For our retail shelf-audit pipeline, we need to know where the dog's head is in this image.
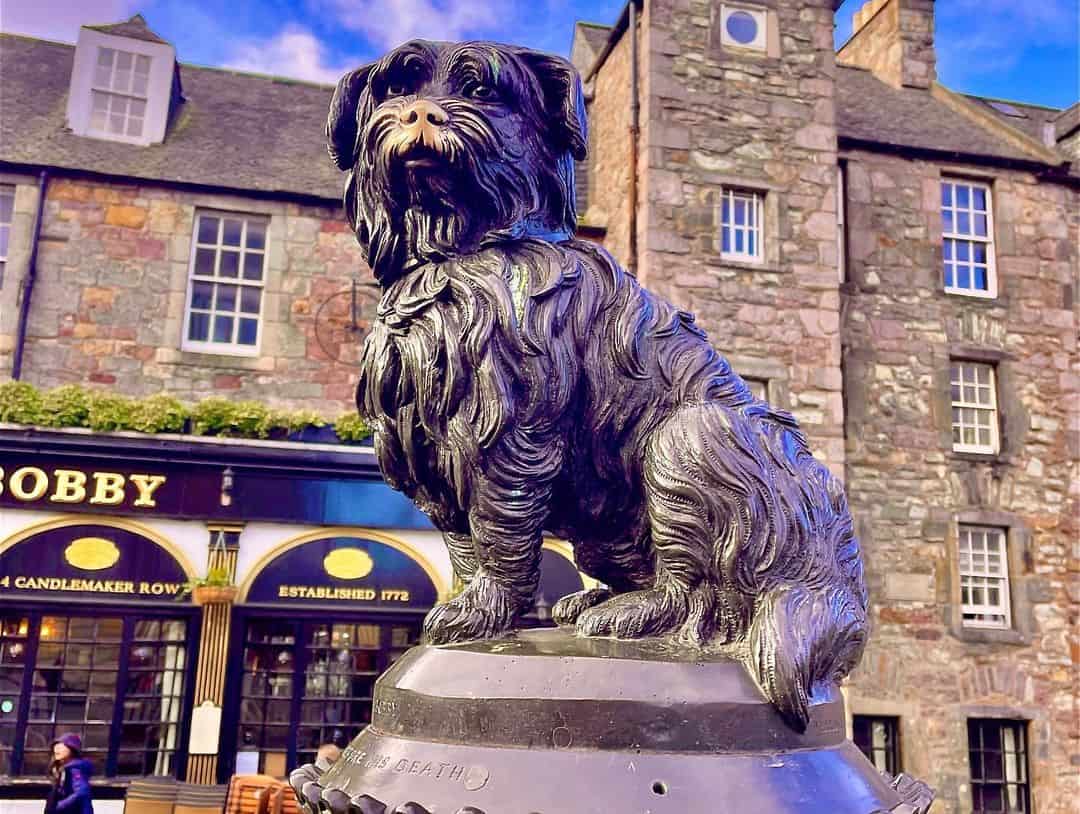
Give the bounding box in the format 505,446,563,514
327,40,587,281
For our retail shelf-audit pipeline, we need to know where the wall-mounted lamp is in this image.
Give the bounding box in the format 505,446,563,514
220,467,234,507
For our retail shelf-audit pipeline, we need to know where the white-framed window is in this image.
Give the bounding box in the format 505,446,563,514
958,526,1011,629
950,361,999,454
720,188,764,263
182,211,267,355
89,47,151,139
719,5,767,52
0,185,14,288
942,179,996,298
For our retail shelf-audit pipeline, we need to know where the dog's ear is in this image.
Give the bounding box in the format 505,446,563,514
326,63,375,171
515,49,588,161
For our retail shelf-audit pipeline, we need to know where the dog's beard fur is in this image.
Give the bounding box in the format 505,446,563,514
348,95,577,282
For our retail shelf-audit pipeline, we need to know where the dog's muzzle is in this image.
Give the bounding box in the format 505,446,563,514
396,99,449,158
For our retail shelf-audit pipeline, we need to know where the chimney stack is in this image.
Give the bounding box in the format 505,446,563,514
838,0,936,90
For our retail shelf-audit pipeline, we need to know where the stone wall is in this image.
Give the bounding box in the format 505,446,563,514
584,27,635,267
841,148,1079,813
0,176,370,415
634,0,846,474
838,0,936,90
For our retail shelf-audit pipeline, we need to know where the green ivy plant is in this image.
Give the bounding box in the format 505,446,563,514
334,412,373,443
0,382,372,445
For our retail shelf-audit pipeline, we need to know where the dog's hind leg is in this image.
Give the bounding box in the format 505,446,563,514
553,533,655,626
576,405,720,642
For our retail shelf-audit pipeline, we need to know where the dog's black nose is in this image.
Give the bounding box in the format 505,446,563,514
399,100,449,127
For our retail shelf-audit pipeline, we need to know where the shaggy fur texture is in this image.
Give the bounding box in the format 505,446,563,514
328,39,868,731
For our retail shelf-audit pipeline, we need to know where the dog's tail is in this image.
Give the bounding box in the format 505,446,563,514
746,575,867,733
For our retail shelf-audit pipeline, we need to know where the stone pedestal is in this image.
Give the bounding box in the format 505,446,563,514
292,628,931,814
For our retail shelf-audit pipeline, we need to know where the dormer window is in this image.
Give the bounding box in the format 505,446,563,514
90,48,151,138
65,15,177,147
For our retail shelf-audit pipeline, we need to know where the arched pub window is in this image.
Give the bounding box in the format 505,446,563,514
225,533,440,778
0,522,197,780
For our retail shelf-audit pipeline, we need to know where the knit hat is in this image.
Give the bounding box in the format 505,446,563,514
52,733,82,753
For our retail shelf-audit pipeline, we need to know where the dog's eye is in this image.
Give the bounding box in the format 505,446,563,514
386,83,408,97
464,82,498,102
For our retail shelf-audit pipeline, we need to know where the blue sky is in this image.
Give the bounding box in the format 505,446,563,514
3,0,1077,108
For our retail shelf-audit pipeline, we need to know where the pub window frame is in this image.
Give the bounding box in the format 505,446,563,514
220,607,426,781
941,177,997,299
181,210,268,357
852,714,901,776
967,718,1031,813
0,605,198,781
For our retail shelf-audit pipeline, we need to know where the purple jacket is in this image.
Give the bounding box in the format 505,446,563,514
50,758,94,814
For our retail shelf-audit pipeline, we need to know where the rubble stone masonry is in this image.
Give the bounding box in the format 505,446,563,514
634,0,846,474
841,149,1078,812
0,176,371,416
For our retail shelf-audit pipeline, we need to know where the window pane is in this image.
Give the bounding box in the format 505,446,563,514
0,226,8,259
197,217,220,245
223,219,244,246
956,184,970,207
974,214,988,237
216,284,238,313
240,287,261,314
941,182,952,207
191,281,213,310
126,117,143,137
973,186,987,210
188,312,210,342
213,315,234,343
194,248,216,276
957,211,970,235
220,251,240,278
942,211,953,233
246,221,266,250
243,252,264,281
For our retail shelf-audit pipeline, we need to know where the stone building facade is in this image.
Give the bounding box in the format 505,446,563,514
0,2,1075,812
575,0,1077,812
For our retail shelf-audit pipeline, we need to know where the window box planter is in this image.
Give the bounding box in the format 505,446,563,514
191,584,239,606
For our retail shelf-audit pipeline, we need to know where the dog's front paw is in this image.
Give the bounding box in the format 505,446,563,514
423,575,518,644
552,588,613,626
577,587,688,639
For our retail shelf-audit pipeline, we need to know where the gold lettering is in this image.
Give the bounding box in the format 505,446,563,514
129,474,166,508
0,466,4,496
89,472,126,505
10,467,48,501
50,469,88,504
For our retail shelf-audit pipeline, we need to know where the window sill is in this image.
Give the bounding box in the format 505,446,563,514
951,625,1030,647
161,348,270,371
950,450,1010,466
713,258,784,274
943,288,1000,302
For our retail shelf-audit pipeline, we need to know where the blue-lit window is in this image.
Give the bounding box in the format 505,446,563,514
726,11,758,44
183,211,267,356
942,179,996,298
721,189,764,263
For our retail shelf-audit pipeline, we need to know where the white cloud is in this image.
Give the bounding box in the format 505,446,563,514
224,25,356,84
321,0,511,51
0,0,141,42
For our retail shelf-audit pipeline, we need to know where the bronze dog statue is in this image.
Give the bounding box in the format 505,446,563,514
328,40,868,731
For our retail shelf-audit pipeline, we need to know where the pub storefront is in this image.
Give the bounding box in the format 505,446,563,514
0,427,586,810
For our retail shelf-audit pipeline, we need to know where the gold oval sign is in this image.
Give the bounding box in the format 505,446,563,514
64,537,120,571
323,548,374,580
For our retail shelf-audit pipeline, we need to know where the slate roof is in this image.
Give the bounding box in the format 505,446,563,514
0,33,344,201
577,22,612,54
1054,102,1080,141
85,14,170,46
963,94,1063,146
835,65,1062,166
1,29,1071,206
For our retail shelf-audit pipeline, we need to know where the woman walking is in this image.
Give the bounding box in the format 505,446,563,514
45,734,94,814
